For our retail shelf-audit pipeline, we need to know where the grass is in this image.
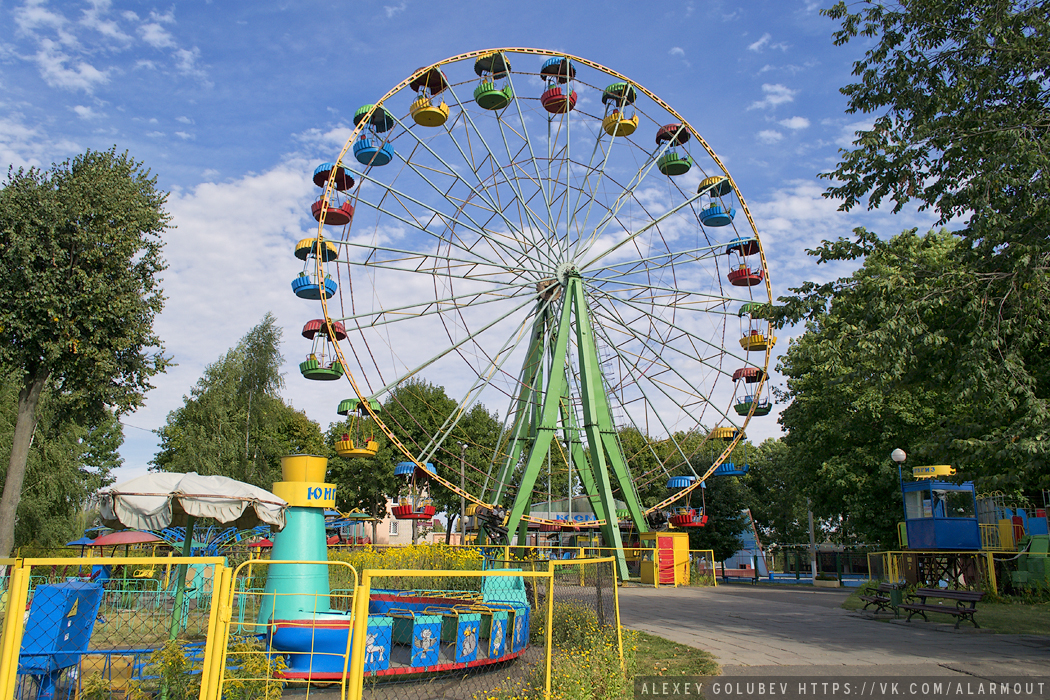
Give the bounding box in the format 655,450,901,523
633,630,719,677
843,584,1050,635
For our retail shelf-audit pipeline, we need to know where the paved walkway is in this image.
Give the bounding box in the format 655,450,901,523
617,583,1050,677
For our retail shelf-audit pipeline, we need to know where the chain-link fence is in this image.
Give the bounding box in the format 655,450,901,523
1,557,228,700
0,553,628,699
349,566,552,700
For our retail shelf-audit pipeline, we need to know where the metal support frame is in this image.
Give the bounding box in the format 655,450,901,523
499,275,648,579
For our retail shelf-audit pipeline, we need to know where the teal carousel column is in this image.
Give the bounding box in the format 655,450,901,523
258,454,338,624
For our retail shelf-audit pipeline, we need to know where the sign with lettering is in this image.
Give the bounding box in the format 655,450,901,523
273,481,337,508
912,464,956,479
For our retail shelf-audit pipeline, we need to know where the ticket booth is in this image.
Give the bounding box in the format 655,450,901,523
639,532,690,586
902,465,980,550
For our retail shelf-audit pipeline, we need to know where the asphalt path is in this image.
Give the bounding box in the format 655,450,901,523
617,583,1050,678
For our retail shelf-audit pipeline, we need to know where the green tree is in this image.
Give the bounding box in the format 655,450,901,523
808,1,1050,486
742,439,812,546
357,380,501,540
685,477,746,563
154,315,324,489
0,149,169,557
775,230,984,545
0,370,123,547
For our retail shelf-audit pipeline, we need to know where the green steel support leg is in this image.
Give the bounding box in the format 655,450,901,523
504,295,573,541
568,279,631,579
559,397,606,526
490,305,549,507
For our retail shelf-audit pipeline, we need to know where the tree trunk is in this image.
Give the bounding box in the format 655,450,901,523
446,514,456,545
0,371,49,558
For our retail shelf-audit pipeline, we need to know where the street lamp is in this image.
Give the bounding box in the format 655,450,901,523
891,448,906,482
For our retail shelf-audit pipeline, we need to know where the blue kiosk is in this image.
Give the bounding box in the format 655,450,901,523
901,464,981,550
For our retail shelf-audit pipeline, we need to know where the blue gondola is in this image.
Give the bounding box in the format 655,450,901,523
354,138,395,167
291,274,337,300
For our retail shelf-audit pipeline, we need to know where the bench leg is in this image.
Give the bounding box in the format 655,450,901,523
905,609,926,623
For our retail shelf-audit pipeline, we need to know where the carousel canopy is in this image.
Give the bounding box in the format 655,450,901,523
98,472,287,532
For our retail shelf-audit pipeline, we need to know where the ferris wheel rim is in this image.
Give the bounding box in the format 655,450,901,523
309,47,775,523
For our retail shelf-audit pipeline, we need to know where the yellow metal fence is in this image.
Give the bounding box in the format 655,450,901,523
866,550,997,591
0,555,639,699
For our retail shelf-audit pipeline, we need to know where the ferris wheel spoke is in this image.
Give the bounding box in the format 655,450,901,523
580,187,707,271
348,186,530,271
589,283,735,319
593,290,755,368
342,239,547,281
589,319,742,437
500,69,558,248
387,110,554,265
412,298,554,465
568,109,637,263
564,344,697,479
490,110,560,257
329,278,537,328
587,240,730,275
570,138,678,262
360,292,536,397
438,80,560,267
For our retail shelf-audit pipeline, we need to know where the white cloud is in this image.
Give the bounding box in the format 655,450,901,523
15,0,68,35
748,33,770,52
669,47,685,57
72,104,100,119
79,1,131,42
834,119,876,148
778,116,810,130
33,40,109,92
0,111,80,170
384,2,407,18
149,9,176,24
175,115,193,124
139,22,176,48
174,131,193,140
748,83,796,110
173,47,210,85
117,159,319,478
757,129,783,144
748,33,789,53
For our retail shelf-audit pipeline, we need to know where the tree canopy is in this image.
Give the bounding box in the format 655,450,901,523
799,1,1050,483
764,2,1050,544
153,314,324,489
0,148,169,556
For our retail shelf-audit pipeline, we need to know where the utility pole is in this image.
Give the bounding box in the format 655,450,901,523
807,498,818,580
460,442,467,544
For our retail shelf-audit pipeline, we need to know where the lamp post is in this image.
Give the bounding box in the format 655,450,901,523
891,448,908,564
460,442,467,544
891,448,907,482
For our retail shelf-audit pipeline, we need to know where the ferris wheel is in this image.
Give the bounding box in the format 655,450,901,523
298,49,774,577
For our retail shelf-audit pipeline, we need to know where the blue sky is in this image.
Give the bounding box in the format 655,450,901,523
1,0,939,482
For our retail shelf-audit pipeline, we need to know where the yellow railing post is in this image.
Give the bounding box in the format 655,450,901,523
346,571,372,700
199,563,233,700
545,565,554,700
612,560,624,668
0,563,29,700
985,551,997,593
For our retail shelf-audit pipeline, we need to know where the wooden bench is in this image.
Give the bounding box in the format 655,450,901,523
898,587,984,629
858,582,899,614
